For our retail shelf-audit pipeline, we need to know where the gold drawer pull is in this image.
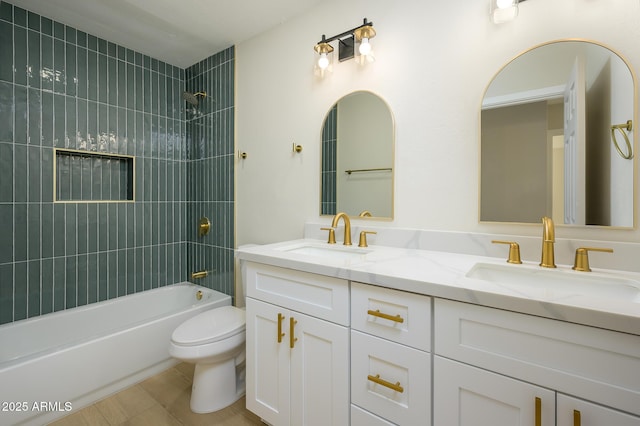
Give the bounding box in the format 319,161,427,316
367,309,404,323
535,397,541,426
367,374,404,393
574,409,581,426
277,313,285,343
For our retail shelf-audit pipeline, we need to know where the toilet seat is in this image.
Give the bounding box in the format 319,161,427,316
171,306,246,346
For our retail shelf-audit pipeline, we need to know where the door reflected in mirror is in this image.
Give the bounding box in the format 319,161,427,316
320,91,394,219
480,40,635,227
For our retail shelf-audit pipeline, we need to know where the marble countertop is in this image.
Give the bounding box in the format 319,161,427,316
236,239,640,336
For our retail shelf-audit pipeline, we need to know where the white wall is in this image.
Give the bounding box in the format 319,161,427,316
235,0,640,247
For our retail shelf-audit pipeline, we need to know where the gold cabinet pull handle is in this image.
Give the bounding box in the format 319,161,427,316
367,309,404,323
535,397,541,426
367,374,404,393
290,317,298,348
277,313,285,343
573,409,581,426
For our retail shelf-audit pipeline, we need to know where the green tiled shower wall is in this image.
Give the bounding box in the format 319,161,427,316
0,1,235,325
184,49,235,296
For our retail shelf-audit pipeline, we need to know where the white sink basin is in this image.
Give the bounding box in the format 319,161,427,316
466,263,640,302
276,243,372,260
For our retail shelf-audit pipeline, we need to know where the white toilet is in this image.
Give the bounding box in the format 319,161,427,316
169,304,246,413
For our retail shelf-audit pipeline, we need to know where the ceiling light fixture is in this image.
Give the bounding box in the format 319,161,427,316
314,18,376,76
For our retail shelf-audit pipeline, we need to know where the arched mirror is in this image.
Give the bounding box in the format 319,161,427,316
320,91,394,219
480,40,636,227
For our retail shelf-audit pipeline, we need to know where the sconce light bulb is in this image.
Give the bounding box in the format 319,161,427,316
496,0,515,8
491,0,518,23
359,38,372,55
317,53,330,69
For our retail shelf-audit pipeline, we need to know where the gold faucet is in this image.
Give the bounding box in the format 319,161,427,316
331,212,352,245
540,216,556,268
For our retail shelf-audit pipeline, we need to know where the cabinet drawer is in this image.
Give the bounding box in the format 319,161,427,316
351,404,395,426
352,282,431,351
557,394,640,426
435,299,640,416
351,330,430,425
243,261,349,325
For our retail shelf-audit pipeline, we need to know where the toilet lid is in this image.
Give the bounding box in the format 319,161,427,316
171,306,246,346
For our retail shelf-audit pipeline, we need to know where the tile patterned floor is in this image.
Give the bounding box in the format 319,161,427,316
49,363,263,426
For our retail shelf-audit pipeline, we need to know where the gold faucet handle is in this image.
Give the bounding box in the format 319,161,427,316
492,240,522,264
358,231,377,248
572,247,613,272
320,227,336,244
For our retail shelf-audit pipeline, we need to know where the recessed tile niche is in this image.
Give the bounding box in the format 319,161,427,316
54,149,135,202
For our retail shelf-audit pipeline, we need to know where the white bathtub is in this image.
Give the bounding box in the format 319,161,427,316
0,282,231,426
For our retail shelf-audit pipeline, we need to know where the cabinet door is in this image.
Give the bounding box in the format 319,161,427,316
434,356,555,426
557,394,640,426
290,311,349,426
246,298,291,425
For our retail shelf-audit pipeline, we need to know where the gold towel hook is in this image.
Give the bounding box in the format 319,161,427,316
611,120,633,160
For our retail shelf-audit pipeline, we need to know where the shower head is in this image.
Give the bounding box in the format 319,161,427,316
182,91,207,106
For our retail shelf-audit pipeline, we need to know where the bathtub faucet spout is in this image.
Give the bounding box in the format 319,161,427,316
191,271,208,279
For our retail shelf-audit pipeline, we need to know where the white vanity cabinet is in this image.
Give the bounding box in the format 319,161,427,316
244,262,349,426
434,299,640,426
350,282,432,425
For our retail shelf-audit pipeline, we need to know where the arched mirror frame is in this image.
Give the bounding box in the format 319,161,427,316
479,38,638,229
319,90,396,220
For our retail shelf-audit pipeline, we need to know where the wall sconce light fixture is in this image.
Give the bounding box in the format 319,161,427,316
314,18,376,75
490,0,528,24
